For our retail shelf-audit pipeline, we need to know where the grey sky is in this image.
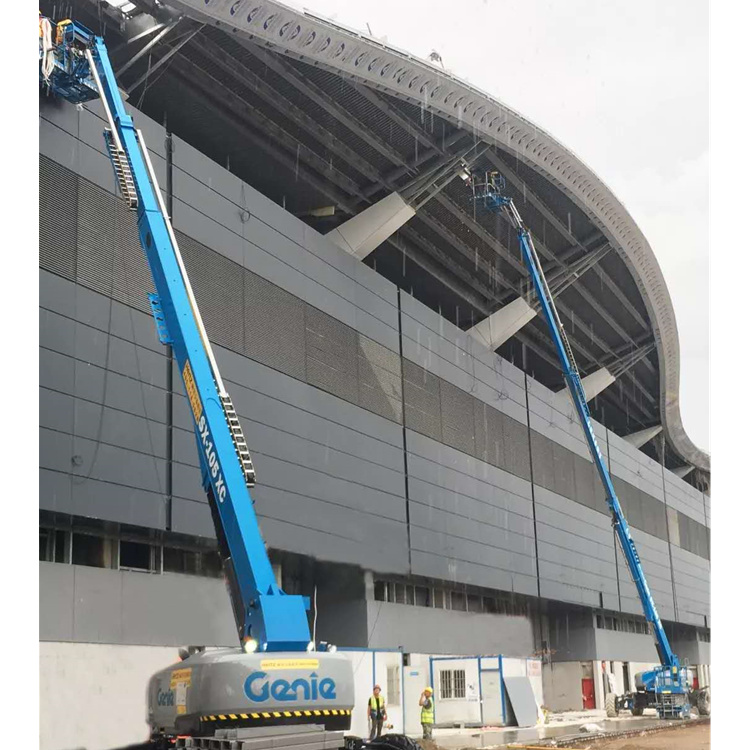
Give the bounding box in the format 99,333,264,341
297,0,709,451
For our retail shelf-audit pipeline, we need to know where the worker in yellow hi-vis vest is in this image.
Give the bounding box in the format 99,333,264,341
419,686,434,740
367,684,387,740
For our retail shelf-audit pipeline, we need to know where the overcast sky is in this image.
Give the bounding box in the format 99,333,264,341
296,0,709,452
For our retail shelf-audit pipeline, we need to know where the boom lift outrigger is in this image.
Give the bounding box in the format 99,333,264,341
469,170,709,720
40,16,354,744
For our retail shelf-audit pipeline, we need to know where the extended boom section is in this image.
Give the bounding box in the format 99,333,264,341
470,172,690,718
40,16,356,740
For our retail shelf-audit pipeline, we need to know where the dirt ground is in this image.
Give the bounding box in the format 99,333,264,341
569,721,710,749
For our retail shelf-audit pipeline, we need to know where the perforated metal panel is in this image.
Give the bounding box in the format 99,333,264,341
502,414,531,481
473,399,503,469
402,359,442,442
530,430,555,490
640,493,667,542
178,231,244,351
76,177,152,314
552,441,575,499
305,305,358,403
439,379,475,456
667,506,681,547
572,453,597,509
244,269,306,381
39,156,77,281
357,335,403,423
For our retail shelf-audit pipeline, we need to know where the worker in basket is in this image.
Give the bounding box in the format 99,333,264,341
368,684,387,740
419,686,435,740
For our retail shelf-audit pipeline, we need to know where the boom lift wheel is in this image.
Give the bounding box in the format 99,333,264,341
697,688,711,716
605,693,618,718
631,706,644,716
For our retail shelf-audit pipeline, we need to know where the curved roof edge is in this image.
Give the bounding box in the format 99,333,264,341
171,0,709,473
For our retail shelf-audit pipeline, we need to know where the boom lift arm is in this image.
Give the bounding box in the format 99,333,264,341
471,172,689,715
42,19,311,654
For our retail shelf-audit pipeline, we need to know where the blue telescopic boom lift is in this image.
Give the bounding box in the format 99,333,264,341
40,16,355,743
470,171,704,720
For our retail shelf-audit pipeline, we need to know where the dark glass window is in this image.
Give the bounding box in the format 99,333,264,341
120,540,151,571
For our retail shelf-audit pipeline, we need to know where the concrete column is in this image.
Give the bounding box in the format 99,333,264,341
326,192,415,259
624,425,663,449
467,297,536,349
673,465,695,479
556,367,615,407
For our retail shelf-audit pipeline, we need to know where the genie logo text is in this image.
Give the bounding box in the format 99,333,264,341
157,688,175,707
244,672,337,703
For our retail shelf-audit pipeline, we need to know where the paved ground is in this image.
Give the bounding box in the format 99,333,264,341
421,710,707,749
567,721,710,749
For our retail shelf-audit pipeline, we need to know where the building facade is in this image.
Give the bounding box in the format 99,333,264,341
39,89,710,750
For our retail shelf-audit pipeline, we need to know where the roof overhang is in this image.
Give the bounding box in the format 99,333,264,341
149,0,709,473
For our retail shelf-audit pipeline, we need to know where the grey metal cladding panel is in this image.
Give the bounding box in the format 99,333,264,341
40,155,77,280
403,359,442,441
174,165,244,239
172,135,397,304
502,414,532,481
439,378,475,456
173,459,207,504
535,519,616,568
172,194,398,351
39,117,117,193
249,450,406,523
67,472,165,529
552,440,576,500
533,485,613,536
71,565,124,643
41,347,168,425
40,467,72,512
473,397,500,468
410,549,537,596
357,335,403,423
121,570,236,646
40,388,168,460
172,497,215,538
400,331,527,425
242,420,404,500
40,309,167,390
408,501,536,558
408,478,535,536
180,232,245,351
77,177,153,315
411,526,536,580
243,268,307,381
530,429,555,491
572,453,598,511
639,491,668,542
406,430,533,505
254,483,406,553
536,554,617,597
40,268,160,352
215,347,402,448
225,379,403,472
305,304,359,404
39,562,75,641
39,426,166,495
399,291,527,388
259,512,410,575
246,214,399,337
172,425,201,469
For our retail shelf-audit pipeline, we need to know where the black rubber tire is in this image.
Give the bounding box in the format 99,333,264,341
697,689,711,716
606,693,618,718
631,706,644,716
